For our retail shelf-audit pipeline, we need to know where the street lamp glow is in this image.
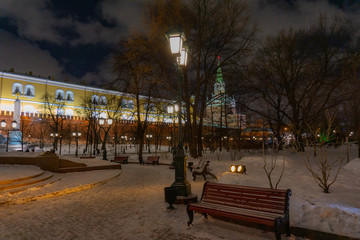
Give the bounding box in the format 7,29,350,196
1,120,6,128
174,104,179,112
107,118,113,125
99,118,105,125
11,120,17,128
165,27,185,55
177,45,188,66
167,105,174,114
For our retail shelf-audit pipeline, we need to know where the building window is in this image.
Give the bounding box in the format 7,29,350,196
128,100,134,109
100,96,107,105
56,108,64,116
12,83,23,95
65,91,74,102
65,109,73,117
121,99,128,108
149,103,155,112
92,95,99,105
24,85,35,97
55,89,65,100
122,114,128,120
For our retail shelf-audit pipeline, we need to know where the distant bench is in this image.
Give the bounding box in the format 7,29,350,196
111,156,129,164
80,156,96,159
146,156,160,165
192,161,217,181
187,182,292,240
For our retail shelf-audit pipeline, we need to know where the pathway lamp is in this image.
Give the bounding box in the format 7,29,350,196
165,27,192,199
99,118,112,160
72,132,81,157
230,165,246,174
1,120,17,152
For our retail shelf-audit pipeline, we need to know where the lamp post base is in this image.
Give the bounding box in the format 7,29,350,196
174,193,198,204
171,180,191,197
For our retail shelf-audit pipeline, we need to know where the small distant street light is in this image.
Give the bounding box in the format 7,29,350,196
1,120,17,152
99,118,113,160
72,131,81,157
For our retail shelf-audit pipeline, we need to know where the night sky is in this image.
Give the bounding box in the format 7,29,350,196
0,0,359,87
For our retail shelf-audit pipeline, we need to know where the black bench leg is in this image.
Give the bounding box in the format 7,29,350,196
203,212,208,219
274,217,281,240
203,173,207,181
286,220,291,237
186,205,194,226
192,173,196,181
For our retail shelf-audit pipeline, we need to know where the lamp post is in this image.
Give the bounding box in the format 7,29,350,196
99,118,112,160
165,27,192,198
166,136,171,152
72,131,81,157
1,120,17,152
146,134,152,153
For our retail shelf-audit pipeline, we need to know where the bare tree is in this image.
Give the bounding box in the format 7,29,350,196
301,112,344,193
244,15,355,151
113,34,166,164
42,93,66,152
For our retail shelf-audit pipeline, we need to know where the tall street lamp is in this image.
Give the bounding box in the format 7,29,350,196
165,27,192,199
72,131,81,157
99,117,113,160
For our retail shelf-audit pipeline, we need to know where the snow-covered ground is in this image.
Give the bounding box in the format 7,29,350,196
0,144,359,239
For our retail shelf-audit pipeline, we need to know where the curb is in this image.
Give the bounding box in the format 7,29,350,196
0,169,122,206
291,226,360,240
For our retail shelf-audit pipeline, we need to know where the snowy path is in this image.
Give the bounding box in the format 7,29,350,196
0,164,303,240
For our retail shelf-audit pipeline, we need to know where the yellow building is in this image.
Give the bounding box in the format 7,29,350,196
0,71,175,123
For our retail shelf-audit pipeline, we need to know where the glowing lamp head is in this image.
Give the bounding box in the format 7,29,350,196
230,165,246,174
11,120,17,129
0,120,6,128
107,118,113,125
99,118,105,125
165,27,185,55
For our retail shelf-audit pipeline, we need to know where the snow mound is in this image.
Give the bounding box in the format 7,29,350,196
344,158,360,175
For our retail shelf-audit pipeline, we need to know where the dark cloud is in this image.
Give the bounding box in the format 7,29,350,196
0,0,359,86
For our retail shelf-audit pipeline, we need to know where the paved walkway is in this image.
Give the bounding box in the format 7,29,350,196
0,164,284,240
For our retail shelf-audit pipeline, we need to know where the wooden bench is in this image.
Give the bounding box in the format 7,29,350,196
111,156,129,164
80,156,95,159
192,161,217,181
187,182,292,240
146,156,160,165
190,159,204,172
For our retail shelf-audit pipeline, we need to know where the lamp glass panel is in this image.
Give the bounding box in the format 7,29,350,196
11,121,17,128
169,35,182,54
230,165,236,172
1,120,6,128
174,104,179,112
167,105,174,114
237,166,242,172
99,118,104,125
107,118,113,125
178,48,188,66
72,133,76,136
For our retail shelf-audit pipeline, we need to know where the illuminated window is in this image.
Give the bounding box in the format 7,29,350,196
100,96,107,105
24,85,35,97
55,89,65,100
12,83,23,95
122,99,128,108
65,91,74,101
92,95,99,105
128,100,134,109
